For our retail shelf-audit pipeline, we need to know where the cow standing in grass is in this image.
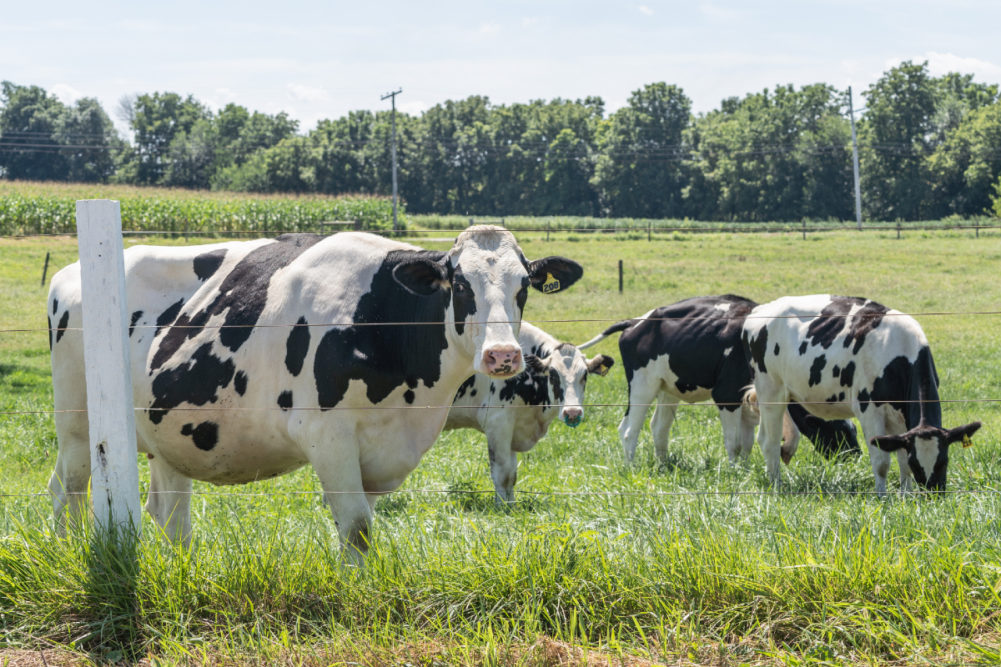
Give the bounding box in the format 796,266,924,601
444,322,613,503
578,294,859,465
742,294,981,492
47,226,583,555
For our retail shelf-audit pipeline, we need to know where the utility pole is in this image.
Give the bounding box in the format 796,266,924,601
848,86,863,231
381,88,403,233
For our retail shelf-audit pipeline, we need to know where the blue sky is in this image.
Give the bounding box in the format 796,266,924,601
3,1,1000,134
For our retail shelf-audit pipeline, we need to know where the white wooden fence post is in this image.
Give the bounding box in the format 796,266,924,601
76,200,141,536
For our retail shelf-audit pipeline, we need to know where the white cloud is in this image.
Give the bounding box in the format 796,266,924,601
637,5,654,16
400,100,429,116
287,83,329,103
50,83,83,104
922,51,1001,81
479,22,501,35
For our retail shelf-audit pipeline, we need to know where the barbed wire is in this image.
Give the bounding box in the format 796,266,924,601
4,485,1001,500
2,396,999,417
7,308,1001,337
3,221,998,242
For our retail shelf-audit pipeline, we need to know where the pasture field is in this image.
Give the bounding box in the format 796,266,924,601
2,227,1001,665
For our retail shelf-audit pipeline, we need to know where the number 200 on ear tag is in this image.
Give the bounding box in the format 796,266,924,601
962,434,974,448
542,273,561,294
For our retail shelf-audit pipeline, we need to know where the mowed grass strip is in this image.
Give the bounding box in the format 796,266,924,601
1,229,1001,665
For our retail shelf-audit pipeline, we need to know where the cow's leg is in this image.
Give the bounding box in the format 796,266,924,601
718,407,745,463
619,371,659,464
649,395,677,465
895,449,914,492
486,421,519,503
858,412,891,496
780,411,801,465
307,442,373,561
754,380,787,488
48,417,91,536
145,456,193,546
738,405,758,459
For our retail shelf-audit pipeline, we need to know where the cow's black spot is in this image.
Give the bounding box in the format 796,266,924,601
52,299,58,315
499,368,550,405
404,390,415,404
470,388,477,397
277,390,293,411
152,235,324,373
148,342,235,425
618,296,756,414
745,326,769,375
858,388,870,412
806,297,858,349
193,249,228,281
515,277,529,316
839,392,845,401
234,370,248,396
314,249,451,409
832,365,840,377
47,316,53,351
285,316,310,377
798,341,808,355
808,355,827,386
155,299,185,337
451,267,476,336
844,299,889,354
455,376,476,400
129,310,143,338
181,421,218,451
868,347,940,430
489,384,496,394
773,343,780,356
549,368,565,404
840,361,855,387
55,310,69,343
827,394,839,403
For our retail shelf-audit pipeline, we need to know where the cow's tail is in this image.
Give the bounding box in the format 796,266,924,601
578,319,634,350
741,384,759,417
742,385,798,464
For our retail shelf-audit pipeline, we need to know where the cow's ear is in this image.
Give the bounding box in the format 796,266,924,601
528,257,583,294
393,258,449,296
525,354,549,373
588,354,614,376
872,434,912,453
945,421,982,447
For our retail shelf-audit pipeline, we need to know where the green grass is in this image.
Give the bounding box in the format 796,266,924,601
2,228,1001,664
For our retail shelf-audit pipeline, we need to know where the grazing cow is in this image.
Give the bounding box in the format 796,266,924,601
742,294,981,492
48,227,583,555
578,295,859,464
443,322,613,502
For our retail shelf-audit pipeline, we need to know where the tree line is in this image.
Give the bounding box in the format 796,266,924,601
2,61,1000,222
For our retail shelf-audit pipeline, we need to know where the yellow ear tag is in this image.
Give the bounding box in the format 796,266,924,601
597,363,610,376
962,434,974,448
542,272,561,294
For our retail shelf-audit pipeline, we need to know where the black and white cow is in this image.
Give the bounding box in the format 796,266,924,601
443,322,613,503
47,227,583,554
578,295,859,464
742,294,981,492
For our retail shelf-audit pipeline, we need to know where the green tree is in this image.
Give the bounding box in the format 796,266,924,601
592,83,692,217
56,97,122,182
0,81,69,180
121,92,210,185
929,101,1001,215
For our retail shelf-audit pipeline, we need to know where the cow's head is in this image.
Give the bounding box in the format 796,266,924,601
531,343,614,427
872,421,981,491
392,226,582,378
